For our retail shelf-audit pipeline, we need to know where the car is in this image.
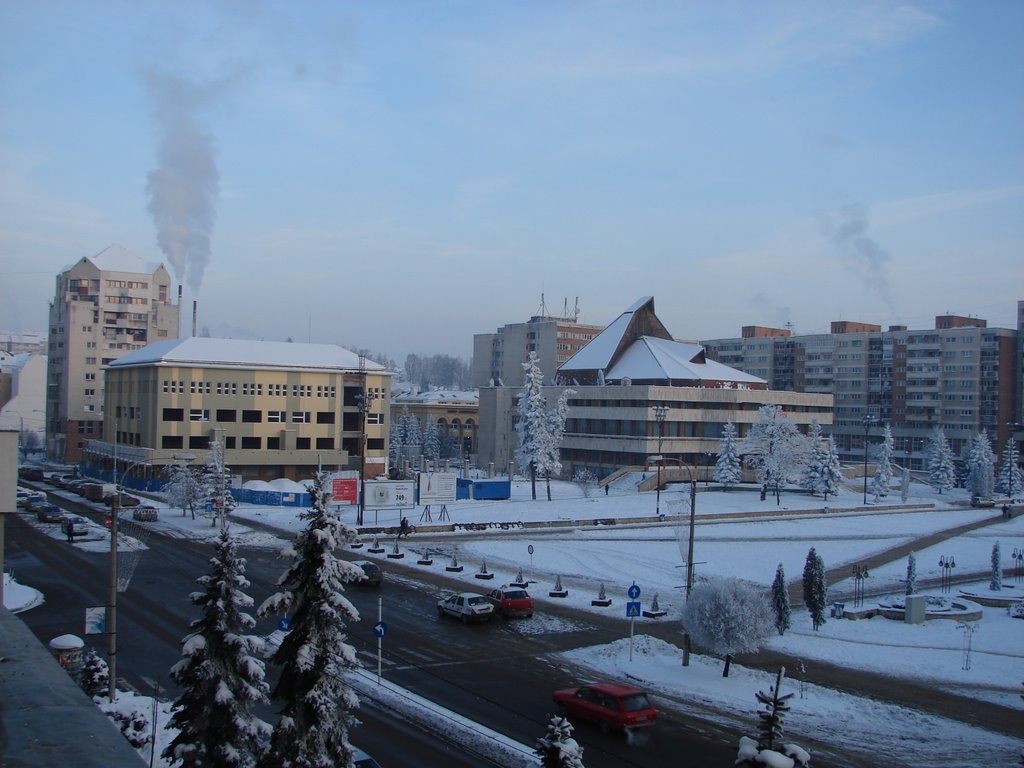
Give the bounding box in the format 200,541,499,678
60,515,90,538
486,585,534,618
552,682,657,734
436,591,494,623
24,494,50,513
18,467,44,481
36,504,64,523
352,746,382,768
103,492,141,507
351,560,383,587
16,489,34,507
66,479,92,495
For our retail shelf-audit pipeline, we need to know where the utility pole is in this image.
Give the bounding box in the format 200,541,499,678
107,423,119,702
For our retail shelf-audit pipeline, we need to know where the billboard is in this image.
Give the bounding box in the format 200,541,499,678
364,480,415,509
418,472,458,504
331,477,358,505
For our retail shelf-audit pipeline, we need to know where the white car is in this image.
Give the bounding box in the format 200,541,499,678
352,746,381,768
436,592,494,623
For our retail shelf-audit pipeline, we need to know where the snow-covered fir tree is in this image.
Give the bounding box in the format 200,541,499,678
966,430,997,499
535,715,585,768
990,542,1002,591
997,437,1023,498
869,423,896,500
801,423,842,500
163,527,270,768
736,668,810,768
740,405,808,505
680,577,773,676
387,418,401,469
905,551,917,596
820,436,844,501
802,548,828,631
422,419,441,464
204,438,236,528
714,421,742,489
164,462,205,520
402,410,422,464
771,563,790,636
515,351,550,500
927,428,957,494
78,648,109,699
539,388,574,501
799,421,825,495
257,473,365,768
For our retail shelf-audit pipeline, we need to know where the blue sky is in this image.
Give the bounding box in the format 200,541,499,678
1,1,1021,362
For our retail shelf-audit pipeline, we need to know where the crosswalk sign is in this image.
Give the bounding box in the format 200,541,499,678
626,601,641,617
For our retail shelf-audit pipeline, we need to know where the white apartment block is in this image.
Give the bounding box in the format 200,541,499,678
46,245,180,463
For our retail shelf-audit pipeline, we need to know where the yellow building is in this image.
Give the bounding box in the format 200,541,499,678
91,337,390,483
390,390,479,463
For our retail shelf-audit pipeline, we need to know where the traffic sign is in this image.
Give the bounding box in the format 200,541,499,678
373,621,388,638
528,545,534,555
627,583,641,600
278,618,291,632
626,601,641,617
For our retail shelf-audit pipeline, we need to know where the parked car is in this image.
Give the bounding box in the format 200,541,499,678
351,560,383,587
103,492,141,507
486,585,534,618
36,504,64,523
352,746,382,768
436,592,494,623
66,479,92,496
16,489,34,508
18,467,44,481
552,682,657,734
60,515,90,538
24,494,50,513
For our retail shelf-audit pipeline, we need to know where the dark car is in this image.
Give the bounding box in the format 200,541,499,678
104,492,141,507
19,467,44,481
486,585,534,618
552,682,657,734
35,503,64,523
25,495,50,513
351,560,383,587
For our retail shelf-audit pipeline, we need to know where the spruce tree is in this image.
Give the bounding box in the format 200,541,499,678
990,542,1002,591
799,421,824,495
802,548,828,631
540,388,574,501
78,648,109,699
869,423,895,500
535,715,586,768
967,430,996,499
997,438,1023,498
927,428,956,494
740,405,808,505
820,436,843,501
257,472,364,768
771,563,791,636
163,527,270,768
515,351,549,500
905,551,917,596
714,422,742,489
422,419,441,464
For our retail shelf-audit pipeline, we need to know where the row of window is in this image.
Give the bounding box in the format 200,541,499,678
161,380,339,398
160,434,337,451
106,280,149,289
163,408,337,424
105,295,149,305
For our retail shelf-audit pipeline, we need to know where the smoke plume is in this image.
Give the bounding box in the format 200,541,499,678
822,204,895,314
146,71,220,296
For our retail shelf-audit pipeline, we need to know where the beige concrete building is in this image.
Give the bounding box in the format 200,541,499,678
0,353,47,457
390,390,479,463
477,297,833,480
89,337,390,484
46,245,180,463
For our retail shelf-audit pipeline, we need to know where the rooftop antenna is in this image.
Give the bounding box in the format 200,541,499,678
574,296,580,321
536,292,548,318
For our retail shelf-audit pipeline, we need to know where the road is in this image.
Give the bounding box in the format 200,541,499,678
7,495,744,768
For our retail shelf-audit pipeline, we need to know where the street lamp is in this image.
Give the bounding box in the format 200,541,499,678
851,563,870,607
938,555,956,594
1011,547,1023,583
356,383,379,527
862,413,878,504
653,406,668,517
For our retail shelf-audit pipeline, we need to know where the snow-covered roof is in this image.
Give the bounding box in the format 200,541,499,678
392,390,478,404
108,337,389,374
607,336,766,385
558,301,647,372
74,243,160,275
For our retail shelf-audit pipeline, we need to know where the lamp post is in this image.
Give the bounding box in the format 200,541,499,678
356,382,379,527
1011,547,1023,583
653,406,668,517
938,555,956,594
852,563,870,607
862,413,878,504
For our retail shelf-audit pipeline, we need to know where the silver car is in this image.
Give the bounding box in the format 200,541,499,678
436,592,494,623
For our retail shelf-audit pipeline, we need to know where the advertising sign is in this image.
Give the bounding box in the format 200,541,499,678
331,477,359,505
418,471,458,504
364,480,415,509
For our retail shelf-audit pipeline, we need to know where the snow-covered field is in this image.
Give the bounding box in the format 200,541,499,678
9,475,1023,766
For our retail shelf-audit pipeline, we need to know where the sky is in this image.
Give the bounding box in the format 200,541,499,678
9,473,1022,766
1,1,1022,362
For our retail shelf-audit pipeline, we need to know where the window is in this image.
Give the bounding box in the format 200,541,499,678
296,437,311,450
268,411,286,423
316,411,336,424
85,373,96,381
242,410,262,423
162,435,184,449
216,409,237,422
85,357,96,365
292,411,310,423
225,436,236,449
315,437,335,449
189,409,210,422
267,436,281,449
367,413,383,425
241,436,261,449
163,408,184,421
189,436,209,449
84,388,95,396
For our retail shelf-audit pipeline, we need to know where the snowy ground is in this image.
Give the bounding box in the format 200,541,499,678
8,476,1024,767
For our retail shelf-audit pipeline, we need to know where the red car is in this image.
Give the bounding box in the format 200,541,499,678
486,585,534,618
552,682,657,734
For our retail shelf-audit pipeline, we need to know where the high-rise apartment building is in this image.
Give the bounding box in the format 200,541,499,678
472,300,603,388
46,244,180,463
702,311,1020,468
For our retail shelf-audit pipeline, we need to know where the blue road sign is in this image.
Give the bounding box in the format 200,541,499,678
626,601,641,617
278,618,291,632
627,583,641,599
373,621,388,638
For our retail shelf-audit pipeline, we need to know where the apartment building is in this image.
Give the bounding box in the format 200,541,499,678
91,337,390,484
46,245,180,463
702,310,1021,468
477,297,833,479
472,300,603,388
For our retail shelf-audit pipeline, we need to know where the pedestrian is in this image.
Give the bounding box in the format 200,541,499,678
399,517,411,537
604,484,609,496
1002,504,1010,520
823,506,830,515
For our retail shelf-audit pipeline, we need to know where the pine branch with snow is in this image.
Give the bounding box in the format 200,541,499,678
535,715,586,768
163,527,270,768
257,472,365,768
